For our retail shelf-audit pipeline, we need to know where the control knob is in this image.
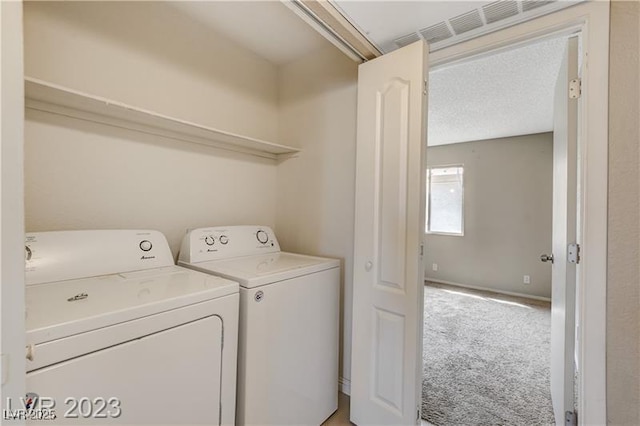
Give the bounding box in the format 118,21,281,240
256,230,269,244
219,235,229,245
204,236,215,246
139,240,153,251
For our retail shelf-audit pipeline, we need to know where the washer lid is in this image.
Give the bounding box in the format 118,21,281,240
26,266,238,345
180,252,339,288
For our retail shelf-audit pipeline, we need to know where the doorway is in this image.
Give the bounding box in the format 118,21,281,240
349,2,608,425
421,34,578,424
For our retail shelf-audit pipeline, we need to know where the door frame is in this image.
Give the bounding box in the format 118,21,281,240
428,2,609,423
0,0,26,414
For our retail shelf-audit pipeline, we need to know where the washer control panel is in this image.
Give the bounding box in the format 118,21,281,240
179,225,280,263
25,230,174,286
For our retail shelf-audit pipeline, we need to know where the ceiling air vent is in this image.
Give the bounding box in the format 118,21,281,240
521,0,555,12
394,32,421,48
449,10,484,35
482,0,519,24
419,22,453,45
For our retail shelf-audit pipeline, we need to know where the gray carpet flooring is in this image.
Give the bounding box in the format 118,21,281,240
422,282,555,426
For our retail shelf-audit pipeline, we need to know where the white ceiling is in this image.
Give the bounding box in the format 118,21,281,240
428,36,568,146
168,1,328,65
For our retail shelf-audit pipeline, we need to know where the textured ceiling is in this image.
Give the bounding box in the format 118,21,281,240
428,36,568,146
168,1,328,65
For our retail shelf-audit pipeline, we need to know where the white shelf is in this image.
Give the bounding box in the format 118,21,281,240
24,77,299,160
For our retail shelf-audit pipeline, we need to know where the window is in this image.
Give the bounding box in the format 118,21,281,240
426,165,464,235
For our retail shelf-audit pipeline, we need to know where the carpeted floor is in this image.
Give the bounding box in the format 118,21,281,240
422,282,555,426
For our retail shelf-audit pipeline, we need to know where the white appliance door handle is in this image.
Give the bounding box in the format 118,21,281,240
365,261,373,271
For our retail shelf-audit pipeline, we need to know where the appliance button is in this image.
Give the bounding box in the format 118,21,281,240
256,230,269,244
219,235,229,245
205,236,215,246
139,240,153,251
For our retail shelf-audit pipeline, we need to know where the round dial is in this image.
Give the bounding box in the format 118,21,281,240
139,240,153,252
256,230,269,244
204,236,215,246
219,235,229,245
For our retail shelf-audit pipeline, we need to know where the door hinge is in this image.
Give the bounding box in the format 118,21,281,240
417,407,421,422
420,244,424,256
568,243,580,264
569,78,581,99
565,410,577,426
423,80,428,96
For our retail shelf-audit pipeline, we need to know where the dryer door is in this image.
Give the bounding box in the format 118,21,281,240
27,315,223,425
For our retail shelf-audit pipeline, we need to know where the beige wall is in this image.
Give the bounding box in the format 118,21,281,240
607,1,640,424
276,47,358,386
424,134,553,299
23,1,281,255
25,110,277,257
23,1,279,141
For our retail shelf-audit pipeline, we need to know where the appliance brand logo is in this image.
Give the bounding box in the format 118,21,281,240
140,255,156,260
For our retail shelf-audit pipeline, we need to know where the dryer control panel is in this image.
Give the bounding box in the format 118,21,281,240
26,230,174,285
179,226,280,264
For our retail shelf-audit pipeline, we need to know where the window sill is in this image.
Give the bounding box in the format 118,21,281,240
425,232,464,237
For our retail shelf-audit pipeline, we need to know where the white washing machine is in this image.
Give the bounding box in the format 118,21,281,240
178,226,340,426
25,230,239,425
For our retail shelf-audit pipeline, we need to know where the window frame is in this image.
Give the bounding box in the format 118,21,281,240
425,164,465,236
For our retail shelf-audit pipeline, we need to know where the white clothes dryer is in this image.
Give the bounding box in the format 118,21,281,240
24,230,239,425
178,226,340,426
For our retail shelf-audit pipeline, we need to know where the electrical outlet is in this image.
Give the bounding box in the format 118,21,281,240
432,263,438,271
523,275,531,284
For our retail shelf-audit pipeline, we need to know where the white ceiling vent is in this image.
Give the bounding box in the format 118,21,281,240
522,0,555,12
419,22,453,45
338,0,574,54
449,10,484,35
482,1,520,24
394,32,421,48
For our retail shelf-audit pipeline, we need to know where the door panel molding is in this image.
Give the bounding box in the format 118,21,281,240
376,79,410,293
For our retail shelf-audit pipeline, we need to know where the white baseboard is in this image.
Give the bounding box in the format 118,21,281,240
425,278,551,302
339,377,351,396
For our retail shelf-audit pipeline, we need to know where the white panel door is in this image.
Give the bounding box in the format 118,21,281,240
351,40,427,425
549,36,579,426
0,0,26,411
